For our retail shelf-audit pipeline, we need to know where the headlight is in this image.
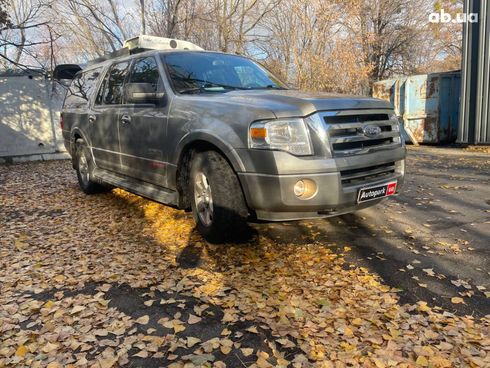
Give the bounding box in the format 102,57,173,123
249,118,313,156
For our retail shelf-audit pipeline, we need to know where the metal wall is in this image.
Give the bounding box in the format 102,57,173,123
459,0,490,144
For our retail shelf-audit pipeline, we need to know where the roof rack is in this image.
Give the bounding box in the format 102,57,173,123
86,35,203,66
124,35,203,52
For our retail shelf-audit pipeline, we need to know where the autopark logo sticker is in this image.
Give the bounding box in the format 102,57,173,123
358,181,397,203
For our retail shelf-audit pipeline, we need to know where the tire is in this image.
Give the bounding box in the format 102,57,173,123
74,139,105,194
189,150,249,243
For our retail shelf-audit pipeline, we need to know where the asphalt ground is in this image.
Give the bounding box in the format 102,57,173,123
1,146,489,367
255,146,490,317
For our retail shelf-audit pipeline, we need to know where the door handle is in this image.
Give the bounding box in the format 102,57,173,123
88,114,96,124
121,114,131,124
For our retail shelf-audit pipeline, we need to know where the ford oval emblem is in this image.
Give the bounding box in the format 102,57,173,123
363,125,382,137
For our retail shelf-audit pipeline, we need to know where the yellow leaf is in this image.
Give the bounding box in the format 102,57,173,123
133,350,149,358
344,327,354,337
47,363,62,368
136,315,150,325
15,240,27,250
245,326,258,334
53,275,66,283
257,357,272,368
451,297,464,304
186,337,201,347
15,345,28,357
188,314,202,324
220,346,232,355
429,356,452,368
44,300,55,309
417,302,431,313
241,348,254,357
97,357,117,368
222,311,235,323
416,356,429,366
352,318,363,326
143,300,154,306
70,305,86,315
42,342,59,353
174,323,186,333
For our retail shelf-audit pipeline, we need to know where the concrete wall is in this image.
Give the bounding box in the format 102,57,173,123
0,74,68,159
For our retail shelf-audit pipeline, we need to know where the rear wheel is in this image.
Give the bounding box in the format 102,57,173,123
74,139,106,194
190,151,248,243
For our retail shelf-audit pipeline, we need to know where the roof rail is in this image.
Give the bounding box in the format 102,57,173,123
86,35,203,67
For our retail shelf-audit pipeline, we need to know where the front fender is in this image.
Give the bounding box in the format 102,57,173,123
173,131,246,172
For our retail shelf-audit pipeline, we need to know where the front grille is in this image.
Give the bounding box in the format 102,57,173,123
326,114,389,124
341,162,396,186
324,113,400,157
333,138,394,151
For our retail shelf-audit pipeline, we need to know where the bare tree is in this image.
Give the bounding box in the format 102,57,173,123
0,0,464,94
0,0,53,70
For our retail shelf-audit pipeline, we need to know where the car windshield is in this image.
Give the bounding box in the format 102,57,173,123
162,52,287,94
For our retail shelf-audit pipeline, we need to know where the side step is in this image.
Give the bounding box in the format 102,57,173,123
93,168,179,206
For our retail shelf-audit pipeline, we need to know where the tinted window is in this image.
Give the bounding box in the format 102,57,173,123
163,52,286,94
129,57,161,92
64,68,102,108
96,61,130,105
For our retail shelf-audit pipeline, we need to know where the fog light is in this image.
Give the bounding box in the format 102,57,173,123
294,180,306,196
293,179,317,200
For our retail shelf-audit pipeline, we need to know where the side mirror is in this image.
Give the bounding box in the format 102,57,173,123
125,83,164,104
53,64,82,80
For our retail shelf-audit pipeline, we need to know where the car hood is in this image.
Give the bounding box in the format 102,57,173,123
215,89,393,118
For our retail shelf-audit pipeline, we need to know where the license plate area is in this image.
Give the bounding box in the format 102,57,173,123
357,181,397,203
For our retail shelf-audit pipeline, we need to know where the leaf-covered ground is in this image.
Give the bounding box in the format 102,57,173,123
1,151,489,367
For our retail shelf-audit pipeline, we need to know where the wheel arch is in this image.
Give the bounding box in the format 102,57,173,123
70,128,93,169
174,133,246,210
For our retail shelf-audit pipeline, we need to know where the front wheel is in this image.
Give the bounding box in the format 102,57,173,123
189,151,249,243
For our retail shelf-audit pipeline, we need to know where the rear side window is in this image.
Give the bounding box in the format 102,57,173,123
64,68,102,109
96,61,130,105
128,57,161,92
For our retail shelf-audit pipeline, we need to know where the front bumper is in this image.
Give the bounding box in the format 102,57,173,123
237,150,406,221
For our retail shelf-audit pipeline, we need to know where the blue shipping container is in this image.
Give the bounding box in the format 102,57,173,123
373,72,461,144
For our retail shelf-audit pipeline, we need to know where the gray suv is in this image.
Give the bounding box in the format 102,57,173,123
62,48,406,242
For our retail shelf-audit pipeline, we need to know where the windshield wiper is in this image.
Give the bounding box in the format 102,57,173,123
175,77,246,94
249,84,287,90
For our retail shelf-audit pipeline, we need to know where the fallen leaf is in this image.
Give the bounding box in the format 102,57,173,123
220,346,232,355
241,348,254,357
415,356,428,366
42,342,59,353
70,305,86,315
187,337,201,347
15,345,28,357
46,363,62,368
188,314,202,324
133,350,149,358
246,326,258,334
136,315,150,325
